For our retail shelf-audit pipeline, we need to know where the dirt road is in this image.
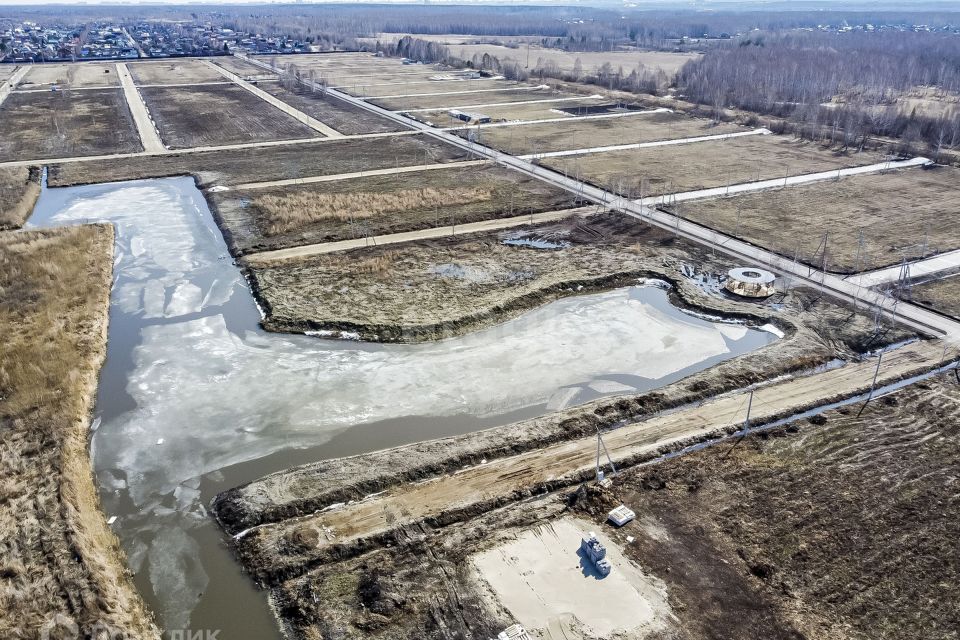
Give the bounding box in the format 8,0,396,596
202,60,345,138
520,127,770,159
239,339,946,568
0,65,29,107
227,159,487,191
116,63,166,153
243,205,596,264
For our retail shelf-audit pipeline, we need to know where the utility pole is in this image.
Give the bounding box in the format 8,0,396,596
857,349,885,417
595,427,617,484
743,389,755,434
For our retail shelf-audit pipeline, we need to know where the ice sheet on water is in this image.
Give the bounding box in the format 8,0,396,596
148,526,209,632
165,282,203,318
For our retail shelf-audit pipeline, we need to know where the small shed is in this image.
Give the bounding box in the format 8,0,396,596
498,624,532,640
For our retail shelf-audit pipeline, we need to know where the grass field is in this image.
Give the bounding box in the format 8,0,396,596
209,56,277,78
0,89,141,162
543,135,879,197
18,62,120,89
467,110,746,154
48,133,468,188
911,273,960,319
261,83,407,134
128,59,228,85
369,35,700,73
0,65,19,83
0,225,159,640
373,87,577,111
672,165,960,273
0,166,41,230
215,164,574,254
140,84,318,148
414,98,610,125
348,78,509,97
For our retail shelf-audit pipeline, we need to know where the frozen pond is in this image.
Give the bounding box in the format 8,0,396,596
28,177,775,638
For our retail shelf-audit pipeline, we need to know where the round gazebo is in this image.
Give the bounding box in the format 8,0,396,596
725,267,776,298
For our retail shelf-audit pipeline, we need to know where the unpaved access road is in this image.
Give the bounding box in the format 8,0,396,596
243,205,596,264
0,66,29,106
202,60,345,138
116,63,166,153
239,339,946,563
519,127,770,159
227,159,487,190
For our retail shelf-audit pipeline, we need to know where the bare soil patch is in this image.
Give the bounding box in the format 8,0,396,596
260,83,407,134
470,110,745,154
0,166,41,230
543,135,880,197
214,164,573,254
48,133,468,188
0,225,158,639
0,89,141,162
672,164,960,273
140,84,317,148
18,62,119,89
127,60,227,85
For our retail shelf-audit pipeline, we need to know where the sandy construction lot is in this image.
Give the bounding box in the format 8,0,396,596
675,165,960,273
18,62,120,89
128,59,229,84
0,88,141,161
543,135,879,197
473,518,671,639
140,84,318,148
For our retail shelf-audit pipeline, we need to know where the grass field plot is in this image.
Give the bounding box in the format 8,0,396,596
260,83,408,134
910,272,960,319
0,65,19,83
543,135,879,198
414,98,610,126
214,163,574,254
358,78,516,98
209,56,277,78
139,84,318,148
468,111,746,155
0,89,141,162
373,87,578,111
49,133,468,188
18,62,120,89
128,60,228,85
672,165,960,273
333,77,503,95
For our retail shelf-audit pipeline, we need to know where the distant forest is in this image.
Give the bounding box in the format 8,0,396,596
679,31,960,155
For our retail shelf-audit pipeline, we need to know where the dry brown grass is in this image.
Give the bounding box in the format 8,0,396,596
0,166,41,230
0,225,159,639
256,186,493,235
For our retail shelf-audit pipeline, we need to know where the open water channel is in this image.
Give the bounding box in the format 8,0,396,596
28,176,775,639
